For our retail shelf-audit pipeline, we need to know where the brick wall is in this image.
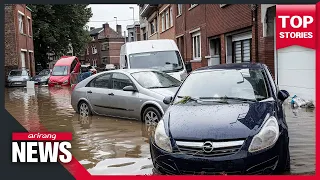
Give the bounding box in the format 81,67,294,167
5,5,18,79
206,4,252,37
159,4,176,41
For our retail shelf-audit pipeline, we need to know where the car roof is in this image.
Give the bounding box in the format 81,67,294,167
123,39,178,54
55,56,77,66
99,68,161,75
194,63,265,72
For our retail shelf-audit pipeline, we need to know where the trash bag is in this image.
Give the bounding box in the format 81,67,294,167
290,95,315,108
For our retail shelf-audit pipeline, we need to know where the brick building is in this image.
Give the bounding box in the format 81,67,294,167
175,4,276,74
159,4,175,40
126,21,141,42
139,4,159,40
5,4,35,78
85,23,125,68
139,4,176,41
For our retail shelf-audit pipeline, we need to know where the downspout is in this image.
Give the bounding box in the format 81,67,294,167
184,4,187,63
254,4,259,62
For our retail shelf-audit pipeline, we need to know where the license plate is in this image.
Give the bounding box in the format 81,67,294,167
15,82,22,84
55,85,61,88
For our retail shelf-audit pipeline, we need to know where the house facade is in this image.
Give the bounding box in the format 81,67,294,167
5,4,35,78
126,21,141,42
85,23,125,68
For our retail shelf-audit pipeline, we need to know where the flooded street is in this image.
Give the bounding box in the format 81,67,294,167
5,87,315,175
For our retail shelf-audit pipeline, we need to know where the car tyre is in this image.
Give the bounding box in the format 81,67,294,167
143,107,162,126
78,101,92,116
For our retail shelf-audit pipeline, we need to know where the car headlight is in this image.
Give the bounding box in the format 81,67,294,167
63,80,68,84
248,116,280,153
154,120,172,152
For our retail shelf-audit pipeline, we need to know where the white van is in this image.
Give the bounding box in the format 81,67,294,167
120,39,190,81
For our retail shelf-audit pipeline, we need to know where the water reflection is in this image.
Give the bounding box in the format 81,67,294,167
4,87,315,175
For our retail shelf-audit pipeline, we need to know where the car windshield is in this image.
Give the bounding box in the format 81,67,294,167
52,66,69,76
39,70,50,76
129,51,184,73
10,70,28,76
131,71,181,89
174,68,270,103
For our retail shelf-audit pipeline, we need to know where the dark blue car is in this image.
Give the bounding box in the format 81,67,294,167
150,63,290,175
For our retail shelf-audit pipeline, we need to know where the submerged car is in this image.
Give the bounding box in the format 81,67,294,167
150,63,290,175
31,69,51,85
71,69,181,124
6,69,31,87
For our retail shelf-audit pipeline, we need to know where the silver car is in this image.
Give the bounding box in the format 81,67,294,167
6,69,31,87
71,69,181,124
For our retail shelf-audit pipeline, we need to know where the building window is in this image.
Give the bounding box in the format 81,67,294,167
87,48,89,55
177,4,182,16
161,14,165,32
102,57,109,64
20,51,26,68
232,39,252,63
92,45,97,54
192,32,201,60
150,18,157,35
18,14,24,34
26,18,30,35
165,10,170,30
170,7,173,27
92,59,97,67
101,43,109,51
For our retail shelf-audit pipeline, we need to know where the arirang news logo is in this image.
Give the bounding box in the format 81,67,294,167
12,132,72,163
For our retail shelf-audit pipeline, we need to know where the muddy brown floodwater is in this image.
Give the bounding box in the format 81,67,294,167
5,87,315,175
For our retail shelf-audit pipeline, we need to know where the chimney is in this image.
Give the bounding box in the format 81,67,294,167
103,23,109,37
116,25,122,35
90,27,94,31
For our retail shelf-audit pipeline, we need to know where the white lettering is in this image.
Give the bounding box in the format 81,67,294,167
27,142,38,162
278,15,290,28
303,16,313,28
12,142,25,162
59,142,72,163
290,16,303,28
38,142,59,162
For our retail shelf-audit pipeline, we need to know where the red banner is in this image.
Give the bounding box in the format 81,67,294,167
12,132,72,141
276,5,316,49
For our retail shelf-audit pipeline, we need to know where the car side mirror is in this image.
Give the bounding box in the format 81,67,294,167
278,90,290,101
185,62,192,73
123,85,136,92
163,96,173,105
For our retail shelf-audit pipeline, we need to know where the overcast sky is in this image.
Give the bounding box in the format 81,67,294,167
86,4,140,36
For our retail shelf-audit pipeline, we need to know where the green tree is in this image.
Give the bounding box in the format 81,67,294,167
27,4,92,70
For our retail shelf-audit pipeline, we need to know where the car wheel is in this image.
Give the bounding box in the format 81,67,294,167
275,143,290,174
78,101,91,116
143,107,161,126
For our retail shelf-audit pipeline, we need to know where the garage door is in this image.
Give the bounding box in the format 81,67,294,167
276,46,315,105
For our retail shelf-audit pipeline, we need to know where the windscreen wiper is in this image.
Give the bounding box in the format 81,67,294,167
176,96,200,103
201,96,257,102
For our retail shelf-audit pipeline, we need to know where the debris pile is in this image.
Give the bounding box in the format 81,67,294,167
289,95,315,108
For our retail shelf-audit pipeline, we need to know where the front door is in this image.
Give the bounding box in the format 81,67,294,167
107,72,141,119
86,73,114,115
209,38,221,66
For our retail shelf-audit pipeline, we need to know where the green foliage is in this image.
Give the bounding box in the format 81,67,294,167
27,4,92,69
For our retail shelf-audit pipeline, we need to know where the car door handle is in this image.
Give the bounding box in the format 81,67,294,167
87,90,92,93
108,93,114,96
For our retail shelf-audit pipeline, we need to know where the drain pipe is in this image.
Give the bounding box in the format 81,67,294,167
251,4,259,62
